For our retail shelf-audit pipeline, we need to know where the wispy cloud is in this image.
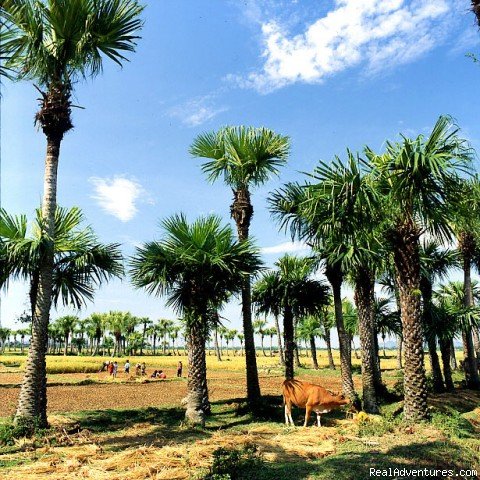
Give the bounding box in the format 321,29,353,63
168,94,228,127
89,176,152,222
231,0,454,93
261,241,309,255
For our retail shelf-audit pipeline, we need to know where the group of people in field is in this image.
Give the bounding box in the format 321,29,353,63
98,359,183,380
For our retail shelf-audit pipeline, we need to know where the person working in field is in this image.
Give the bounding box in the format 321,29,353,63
112,361,118,378
108,361,114,376
124,359,130,375
177,361,183,377
141,362,147,376
99,360,109,372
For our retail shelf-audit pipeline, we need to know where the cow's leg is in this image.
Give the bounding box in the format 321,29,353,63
304,405,312,427
284,404,290,425
285,399,293,426
316,412,322,427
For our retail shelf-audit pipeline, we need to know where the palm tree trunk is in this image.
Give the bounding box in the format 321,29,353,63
393,220,428,421
283,305,295,380
450,339,457,370
309,335,319,369
15,133,62,428
439,337,455,391
325,264,356,401
324,327,335,369
352,337,360,359
460,235,480,388
421,280,445,392
274,315,285,365
261,336,267,356
354,270,379,413
185,321,208,426
293,319,301,368
472,328,480,369
397,336,403,369
231,187,261,404
214,327,222,361
427,336,445,392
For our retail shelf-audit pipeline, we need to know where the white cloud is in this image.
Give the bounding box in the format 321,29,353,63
261,241,309,255
89,176,150,222
168,95,228,127
233,0,453,92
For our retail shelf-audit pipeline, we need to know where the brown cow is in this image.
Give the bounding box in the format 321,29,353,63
282,379,350,427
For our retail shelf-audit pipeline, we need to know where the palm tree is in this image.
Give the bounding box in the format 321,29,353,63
419,241,458,392
253,319,268,356
365,115,474,420
1,0,143,428
0,328,10,353
435,282,480,388
250,271,285,365
253,255,330,380
138,317,152,356
157,319,173,355
190,125,290,405
265,327,276,357
170,325,181,355
130,214,262,425
297,316,323,369
84,313,105,356
237,333,244,356
105,311,131,356
449,177,480,387
281,151,385,411
53,316,78,356
0,206,122,424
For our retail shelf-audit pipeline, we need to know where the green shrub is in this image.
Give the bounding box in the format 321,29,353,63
0,417,48,446
431,410,475,439
357,412,399,438
200,443,262,480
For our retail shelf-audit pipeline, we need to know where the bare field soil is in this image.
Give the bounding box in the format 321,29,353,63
0,370,355,416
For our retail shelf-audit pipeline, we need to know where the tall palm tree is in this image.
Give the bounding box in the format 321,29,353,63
366,115,474,420
250,271,285,365
1,0,143,427
130,214,262,425
139,317,152,356
253,255,330,380
435,281,480,388
84,313,105,356
253,319,268,356
297,315,323,370
190,126,290,405
268,152,381,406
449,177,480,387
53,315,78,356
0,206,122,424
0,328,10,353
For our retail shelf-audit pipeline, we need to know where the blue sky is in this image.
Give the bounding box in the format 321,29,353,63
2,0,480,338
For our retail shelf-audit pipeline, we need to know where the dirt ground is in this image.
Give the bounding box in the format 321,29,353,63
0,370,356,416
